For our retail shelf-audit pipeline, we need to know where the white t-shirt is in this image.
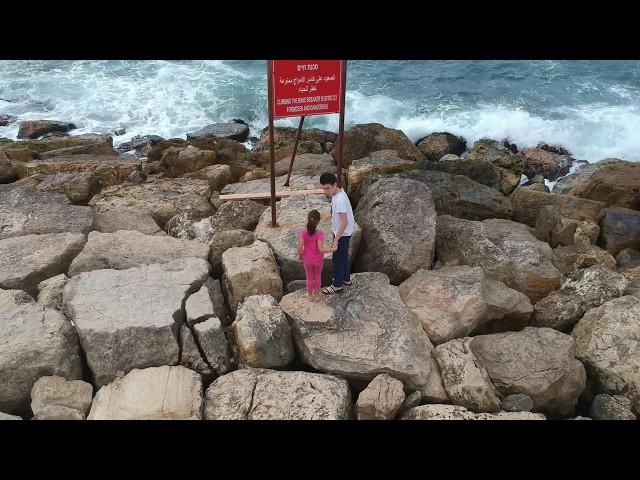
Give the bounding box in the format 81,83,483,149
331,189,355,237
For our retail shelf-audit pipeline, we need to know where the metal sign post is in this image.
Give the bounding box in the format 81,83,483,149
267,59,346,227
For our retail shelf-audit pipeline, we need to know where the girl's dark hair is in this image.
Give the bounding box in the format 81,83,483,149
307,209,321,235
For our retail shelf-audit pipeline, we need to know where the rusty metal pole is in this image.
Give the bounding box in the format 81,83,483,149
336,60,347,188
267,60,277,227
284,115,305,187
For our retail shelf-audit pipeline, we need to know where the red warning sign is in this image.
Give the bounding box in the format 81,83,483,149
271,60,343,119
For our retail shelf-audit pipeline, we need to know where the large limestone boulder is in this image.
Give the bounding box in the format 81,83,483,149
520,147,573,180
18,120,76,139
572,295,640,400
394,169,513,221
208,229,255,278
254,195,361,286
399,266,532,345
182,164,233,192
531,265,629,331
221,240,283,311
0,290,82,415
18,155,140,189
435,215,562,303
0,185,93,239
469,327,587,417
335,123,424,166
230,295,294,369
463,139,524,195
63,257,211,386
356,374,406,420
187,122,250,142
557,160,640,209
68,230,209,276
92,208,165,236
89,178,214,229
434,338,501,413
553,159,624,195
221,173,336,196
274,153,335,177
535,204,603,248
401,404,546,420
280,272,433,390
511,187,605,227
161,145,216,177
186,278,228,327
416,132,466,162
1,134,112,156
254,126,337,153
0,233,86,297
30,376,93,420
168,200,265,243
17,172,97,204
88,366,203,420
346,150,418,202
0,154,18,183
354,177,436,285
193,318,231,376
598,207,640,256
179,324,214,380
38,141,118,159
204,369,352,420
552,244,618,276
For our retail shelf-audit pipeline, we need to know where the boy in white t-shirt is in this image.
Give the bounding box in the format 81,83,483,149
319,172,355,294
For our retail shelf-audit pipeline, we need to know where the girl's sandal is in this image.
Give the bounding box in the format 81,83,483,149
322,285,343,295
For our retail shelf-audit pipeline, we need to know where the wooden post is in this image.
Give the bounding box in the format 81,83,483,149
336,60,347,188
267,60,277,227
284,115,305,187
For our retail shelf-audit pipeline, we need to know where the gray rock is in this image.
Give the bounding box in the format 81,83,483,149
90,178,214,229
436,215,562,304
18,120,76,139
169,200,265,243
416,132,467,162
399,266,532,345
572,296,640,400
0,233,87,297
207,229,255,279
598,207,640,256
68,230,209,276
354,177,436,285
185,278,217,326
0,186,93,240
346,150,418,202
280,272,434,391
230,295,294,369
32,405,85,420
469,327,586,417
204,368,352,420
286,280,307,293
394,169,513,221
532,265,629,331
179,324,214,379
63,257,210,386
183,164,233,192
398,391,423,415
356,374,406,420
590,394,637,420
0,289,82,415
186,123,250,142
434,338,501,413
194,317,230,376
501,394,534,412
92,208,165,236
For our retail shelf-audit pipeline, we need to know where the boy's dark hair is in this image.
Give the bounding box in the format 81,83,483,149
319,172,337,186
307,209,321,235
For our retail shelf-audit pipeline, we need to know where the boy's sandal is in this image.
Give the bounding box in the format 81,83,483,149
342,279,352,286
322,285,343,295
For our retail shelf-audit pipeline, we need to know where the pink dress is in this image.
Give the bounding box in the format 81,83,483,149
300,228,325,293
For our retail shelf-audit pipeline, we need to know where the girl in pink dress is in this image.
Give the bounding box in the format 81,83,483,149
297,209,336,301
